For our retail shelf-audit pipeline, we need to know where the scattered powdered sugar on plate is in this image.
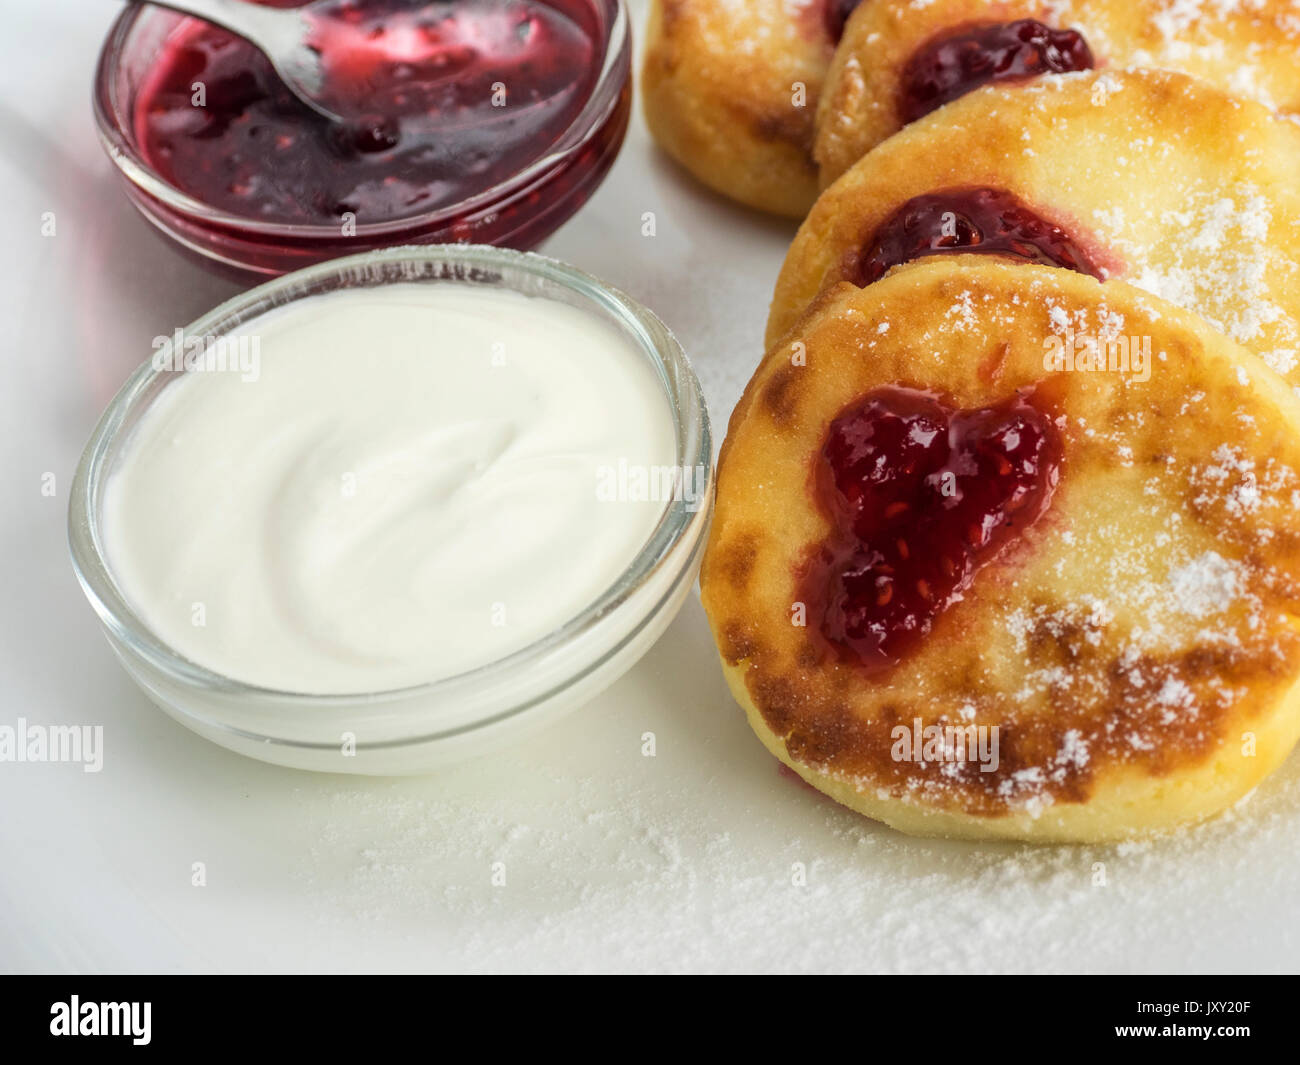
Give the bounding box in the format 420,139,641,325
289,700,1300,973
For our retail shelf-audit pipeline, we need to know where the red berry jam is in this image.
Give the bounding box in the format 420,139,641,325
899,19,1093,124
136,0,602,226
823,0,864,41
801,387,1062,672
855,187,1105,287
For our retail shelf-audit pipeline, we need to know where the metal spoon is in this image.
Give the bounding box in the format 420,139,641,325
126,0,381,123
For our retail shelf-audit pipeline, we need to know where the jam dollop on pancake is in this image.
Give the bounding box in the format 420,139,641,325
803,386,1062,672
705,256,1300,842
855,188,1105,286
898,19,1093,124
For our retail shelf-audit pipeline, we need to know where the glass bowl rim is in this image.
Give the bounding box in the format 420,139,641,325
67,243,713,715
90,0,631,240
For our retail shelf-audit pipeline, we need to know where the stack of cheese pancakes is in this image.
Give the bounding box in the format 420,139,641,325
646,0,1300,841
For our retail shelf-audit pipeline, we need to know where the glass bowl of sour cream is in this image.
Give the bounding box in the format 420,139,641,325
69,245,712,773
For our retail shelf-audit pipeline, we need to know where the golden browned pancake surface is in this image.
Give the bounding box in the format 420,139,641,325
706,256,1300,842
771,69,1300,393
642,0,832,217
817,0,1300,184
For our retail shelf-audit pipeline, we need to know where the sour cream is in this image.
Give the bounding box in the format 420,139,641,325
102,284,677,694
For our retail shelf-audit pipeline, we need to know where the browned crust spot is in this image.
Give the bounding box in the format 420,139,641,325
716,532,759,593
730,601,1300,817
753,107,817,153
720,619,761,665
761,362,804,426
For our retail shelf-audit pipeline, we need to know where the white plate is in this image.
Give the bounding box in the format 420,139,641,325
2,0,1297,974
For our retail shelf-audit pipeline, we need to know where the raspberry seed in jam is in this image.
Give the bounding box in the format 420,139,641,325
802,386,1062,672
855,187,1106,286
900,19,1094,124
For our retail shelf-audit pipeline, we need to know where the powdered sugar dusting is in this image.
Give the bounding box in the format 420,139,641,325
1121,189,1294,358
290,689,1300,973
1168,551,1243,618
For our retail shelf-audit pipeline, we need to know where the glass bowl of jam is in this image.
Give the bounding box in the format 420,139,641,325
93,0,631,279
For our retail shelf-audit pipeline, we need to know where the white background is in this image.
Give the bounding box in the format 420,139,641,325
1,0,1296,973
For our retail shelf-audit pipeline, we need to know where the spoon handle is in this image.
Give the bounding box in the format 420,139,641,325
124,0,323,93
127,0,285,40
